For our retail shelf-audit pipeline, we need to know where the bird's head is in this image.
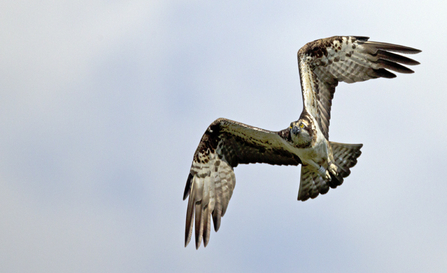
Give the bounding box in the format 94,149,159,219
289,119,314,148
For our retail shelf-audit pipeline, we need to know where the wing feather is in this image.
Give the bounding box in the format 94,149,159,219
184,178,195,247
184,36,420,248
375,50,420,65
183,118,301,248
298,165,329,201
193,176,204,248
212,171,223,231
298,36,421,139
362,41,421,54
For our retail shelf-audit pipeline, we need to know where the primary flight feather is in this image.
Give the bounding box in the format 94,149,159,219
183,36,420,249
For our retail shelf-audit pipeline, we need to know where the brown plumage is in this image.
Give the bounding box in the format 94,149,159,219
183,119,301,248
298,36,420,139
183,36,420,249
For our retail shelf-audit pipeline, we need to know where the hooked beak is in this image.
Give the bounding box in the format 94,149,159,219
292,126,300,135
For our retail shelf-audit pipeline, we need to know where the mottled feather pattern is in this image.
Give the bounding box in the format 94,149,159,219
183,118,301,248
298,165,329,201
297,142,362,201
298,36,420,139
219,129,300,166
184,147,236,248
330,142,363,178
315,77,337,139
184,36,420,248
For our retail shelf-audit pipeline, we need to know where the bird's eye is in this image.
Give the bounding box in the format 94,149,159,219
289,123,293,129
299,123,305,128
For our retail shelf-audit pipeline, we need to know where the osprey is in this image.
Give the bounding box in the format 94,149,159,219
183,36,420,249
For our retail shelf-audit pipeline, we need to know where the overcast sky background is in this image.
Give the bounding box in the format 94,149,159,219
1,1,446,272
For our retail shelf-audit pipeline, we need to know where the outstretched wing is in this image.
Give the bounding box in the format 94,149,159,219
183,118,301,249
298,36,421,139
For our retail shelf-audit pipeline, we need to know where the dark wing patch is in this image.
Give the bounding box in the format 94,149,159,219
298,36,420,139
183,118,301,249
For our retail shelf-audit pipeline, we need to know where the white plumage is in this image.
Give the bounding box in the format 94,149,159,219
183,36,420,248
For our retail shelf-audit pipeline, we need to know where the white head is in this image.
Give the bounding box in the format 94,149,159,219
289,117,315,148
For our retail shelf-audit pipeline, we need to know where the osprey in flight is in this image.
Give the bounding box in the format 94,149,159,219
183,36,420,249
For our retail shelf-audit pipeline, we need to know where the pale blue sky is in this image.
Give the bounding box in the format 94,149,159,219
1,1,446,272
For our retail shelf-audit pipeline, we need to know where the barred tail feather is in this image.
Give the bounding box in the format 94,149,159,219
297,142,362,201
328,141,363,188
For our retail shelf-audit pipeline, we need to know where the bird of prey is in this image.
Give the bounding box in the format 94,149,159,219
183,36,420,249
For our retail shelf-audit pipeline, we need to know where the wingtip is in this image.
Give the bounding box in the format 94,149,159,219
183,173,193,200
185,224,193,248
353,36,370,41
366,41,422,54
194,233,203,249
374,68,397,79
407,48,422,54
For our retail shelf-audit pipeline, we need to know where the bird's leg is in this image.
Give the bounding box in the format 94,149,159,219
308,160,331,181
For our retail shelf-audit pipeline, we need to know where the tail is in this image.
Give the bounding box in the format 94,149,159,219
328,141,363,188
297,142,363,201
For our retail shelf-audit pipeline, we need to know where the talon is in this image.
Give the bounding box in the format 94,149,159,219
325,170,331,181
328,163,338,176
